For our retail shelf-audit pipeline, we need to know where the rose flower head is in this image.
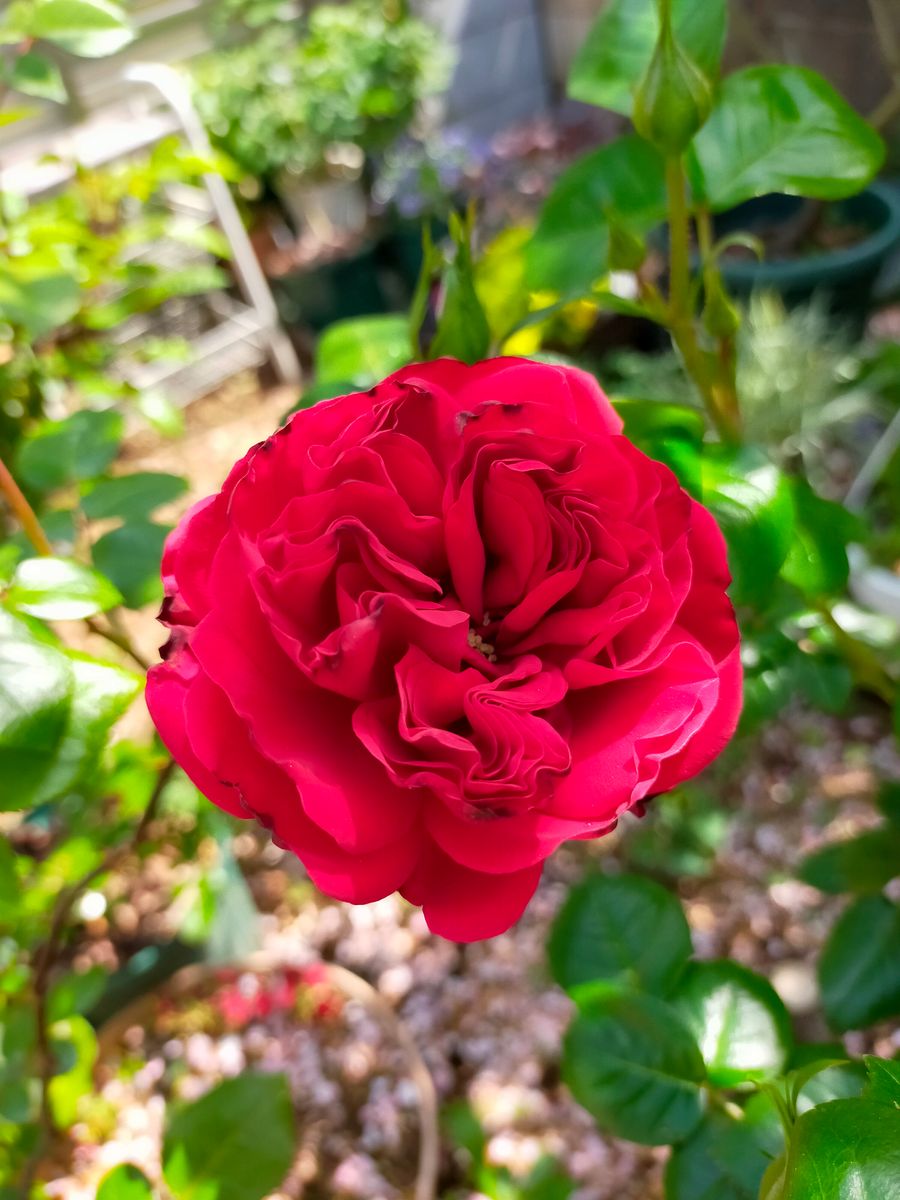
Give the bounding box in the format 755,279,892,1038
147,359,740,941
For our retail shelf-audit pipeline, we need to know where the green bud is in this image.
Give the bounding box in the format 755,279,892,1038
702,272,741,339
633,22,713,156
607,219,647,273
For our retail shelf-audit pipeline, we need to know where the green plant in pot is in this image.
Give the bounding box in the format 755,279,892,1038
193,0,444,239
193,0,444,332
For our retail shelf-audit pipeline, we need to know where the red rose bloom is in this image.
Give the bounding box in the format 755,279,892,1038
147,359,741,941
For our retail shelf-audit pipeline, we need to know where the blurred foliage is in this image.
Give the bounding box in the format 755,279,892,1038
0,138,230,458
443,1101,576,1200
192,0,447,186
600,294,893,483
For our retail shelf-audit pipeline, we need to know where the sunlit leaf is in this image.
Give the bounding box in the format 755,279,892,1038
563,986,706,1145
7,556,122,620
549,873,692,996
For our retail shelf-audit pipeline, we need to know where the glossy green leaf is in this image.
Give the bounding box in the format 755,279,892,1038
9,51,66,102
163,1073,296,1200
773,1098,900,1200
0,610,73,811
794,1060,866,1112
16,409,124,493
820,896,900,1031
314,315,411,386
864,1056,900,1107
671,960,792,1087
689,67,885,213
96,1164,154,1200
701,449,795,609
80,472,188,523
0,268,80,340
526,136,667,293
29,0,134,57
92,522,169,609
665,1107,781,1200
799,827,900,895
563,986,706,1145
568,0,727,116
7,556,122,620
781,482,858,598
549,873,692,996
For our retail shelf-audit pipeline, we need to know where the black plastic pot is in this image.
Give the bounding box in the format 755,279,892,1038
269,242,389,334
714,182,900,317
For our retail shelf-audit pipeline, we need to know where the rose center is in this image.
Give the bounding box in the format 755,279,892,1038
466,623,498,664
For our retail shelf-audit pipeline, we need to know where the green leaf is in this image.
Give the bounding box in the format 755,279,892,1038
864,1056,900,1107
563,986,706,1145
665,1108,781,1200
549,873,692,996
7,556,122,620
689,66,885,213
671,961,793,1087
163,1073,296,1200
28,653,141,807
773,1098,900,1199
526,136,667,293
96,1164,154,1200
0,268,80,340
701,448,795,609
787,650,853,717
9,51,66,102
568,0,727,116
29,0,134,57
0,609,73,811
781,482,858,598
795,1060,866,1112
48,1014,97,1128
820,896,900,1031
0,1006,35,1123
80,472,189,523
428,213,491,364
92,522,169,609
613,399,706,499
136,390,185,439
799,827,900,895
16,409,124,493
314,315,411,386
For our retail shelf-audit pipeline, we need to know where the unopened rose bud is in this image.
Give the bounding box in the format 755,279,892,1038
633,23,713,156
